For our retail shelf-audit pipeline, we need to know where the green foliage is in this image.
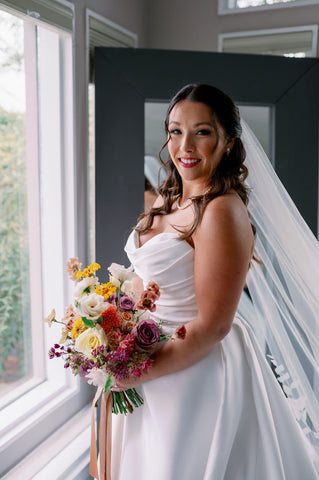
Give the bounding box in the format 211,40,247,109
82,317,96,329
0,106,30,381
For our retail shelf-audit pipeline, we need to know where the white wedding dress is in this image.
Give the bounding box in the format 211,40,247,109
110,230,319,480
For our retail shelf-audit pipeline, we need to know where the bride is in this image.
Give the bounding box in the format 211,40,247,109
108,84,319,479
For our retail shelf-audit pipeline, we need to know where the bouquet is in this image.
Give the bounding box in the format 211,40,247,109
44,258,186,415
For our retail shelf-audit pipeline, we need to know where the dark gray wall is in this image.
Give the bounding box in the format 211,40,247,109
95,48,319,269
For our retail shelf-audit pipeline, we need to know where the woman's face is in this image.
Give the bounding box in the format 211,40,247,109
167,100,232,186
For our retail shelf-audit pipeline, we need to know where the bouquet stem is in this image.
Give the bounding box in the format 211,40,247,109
112,388,144,415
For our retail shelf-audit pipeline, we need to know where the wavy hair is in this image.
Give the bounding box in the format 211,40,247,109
136,83,253,239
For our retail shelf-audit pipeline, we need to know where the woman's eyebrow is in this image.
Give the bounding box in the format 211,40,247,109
168,121,213,127
194,122,213,127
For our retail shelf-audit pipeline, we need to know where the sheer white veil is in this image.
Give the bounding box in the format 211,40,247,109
240,120,319,450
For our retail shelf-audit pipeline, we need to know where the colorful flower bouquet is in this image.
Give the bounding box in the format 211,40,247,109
45,258,186,415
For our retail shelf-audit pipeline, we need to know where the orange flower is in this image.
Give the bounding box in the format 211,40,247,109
100,304,121,334
120,310,137,333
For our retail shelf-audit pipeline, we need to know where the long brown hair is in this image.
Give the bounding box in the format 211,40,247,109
137,84,253,239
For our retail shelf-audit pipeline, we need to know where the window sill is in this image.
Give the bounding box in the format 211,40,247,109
3,403,92,480
0,377,93,475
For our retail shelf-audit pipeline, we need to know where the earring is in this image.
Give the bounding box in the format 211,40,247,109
226,148,231,156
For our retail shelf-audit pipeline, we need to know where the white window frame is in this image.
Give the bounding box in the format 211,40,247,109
218,0,319,15
0,4,139,478
218,25,318,57
0,2,94,478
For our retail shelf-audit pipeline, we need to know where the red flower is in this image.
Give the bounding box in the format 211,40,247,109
174,325,187,340
101,305,121,334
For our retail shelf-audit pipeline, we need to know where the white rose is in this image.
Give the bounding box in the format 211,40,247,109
77,293,107,320
85,367,109,388
108,263,136,283
121,280,134,294
74,277,98,300
75,324,108,357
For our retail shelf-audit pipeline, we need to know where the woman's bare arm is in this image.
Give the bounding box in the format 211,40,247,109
112,194,254,390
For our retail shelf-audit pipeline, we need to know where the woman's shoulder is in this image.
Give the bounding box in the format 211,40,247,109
206,190,249,219
194,191,254,249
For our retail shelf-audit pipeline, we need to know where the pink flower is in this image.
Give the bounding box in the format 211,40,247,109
66,257,82,281
61,304,80,331
146,281,160,300
136,290,158,312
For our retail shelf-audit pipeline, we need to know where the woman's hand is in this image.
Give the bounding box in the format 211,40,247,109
111,373,150,392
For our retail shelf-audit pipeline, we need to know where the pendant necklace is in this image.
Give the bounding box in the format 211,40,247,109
176,186,212,210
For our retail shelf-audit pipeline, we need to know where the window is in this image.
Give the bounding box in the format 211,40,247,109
219,26,318,57
0,3,92,477
0,8,30,400
86,9,137,262
219,0,319,14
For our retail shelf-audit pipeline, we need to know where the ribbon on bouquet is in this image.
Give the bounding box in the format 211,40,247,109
89,387,113,480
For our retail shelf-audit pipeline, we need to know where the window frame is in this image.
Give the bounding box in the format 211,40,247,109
218,0,319,15
0,3,93,477
218,25,318,57
0,3,139,478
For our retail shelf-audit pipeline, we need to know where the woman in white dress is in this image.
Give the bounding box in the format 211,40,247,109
109,84,319,479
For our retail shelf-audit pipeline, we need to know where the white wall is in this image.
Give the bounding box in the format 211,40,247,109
145,0,319,54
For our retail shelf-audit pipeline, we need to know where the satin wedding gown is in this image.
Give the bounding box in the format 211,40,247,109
110,230,319,480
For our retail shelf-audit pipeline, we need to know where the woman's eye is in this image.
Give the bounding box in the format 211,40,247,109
196,129,211,136
169,129,181,135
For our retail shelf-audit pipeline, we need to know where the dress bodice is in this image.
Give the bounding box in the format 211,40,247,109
125,230,197,333
115,230,319,480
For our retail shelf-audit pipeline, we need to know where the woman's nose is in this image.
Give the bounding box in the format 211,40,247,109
180,133,194,152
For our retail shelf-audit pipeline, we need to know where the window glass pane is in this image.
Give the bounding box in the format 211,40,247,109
222,29,314,57
0,9,32,394
236,0,297,7
226,0,309,8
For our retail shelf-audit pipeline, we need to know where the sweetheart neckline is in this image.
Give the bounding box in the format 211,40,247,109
134,230,193,250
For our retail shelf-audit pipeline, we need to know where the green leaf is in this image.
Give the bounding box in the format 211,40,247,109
104,373,113,393
82,317,95,328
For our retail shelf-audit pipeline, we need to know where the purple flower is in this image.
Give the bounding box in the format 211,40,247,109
79,358,96,378
48,347,55,359
132,319,160,351
119,295,135,310
109,292,124,305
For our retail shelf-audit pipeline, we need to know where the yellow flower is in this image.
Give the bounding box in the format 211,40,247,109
75,263,101,279
71,318,87,339
75,324,107,356
95,282,116,300
95,285,103,296
90,263,101,273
